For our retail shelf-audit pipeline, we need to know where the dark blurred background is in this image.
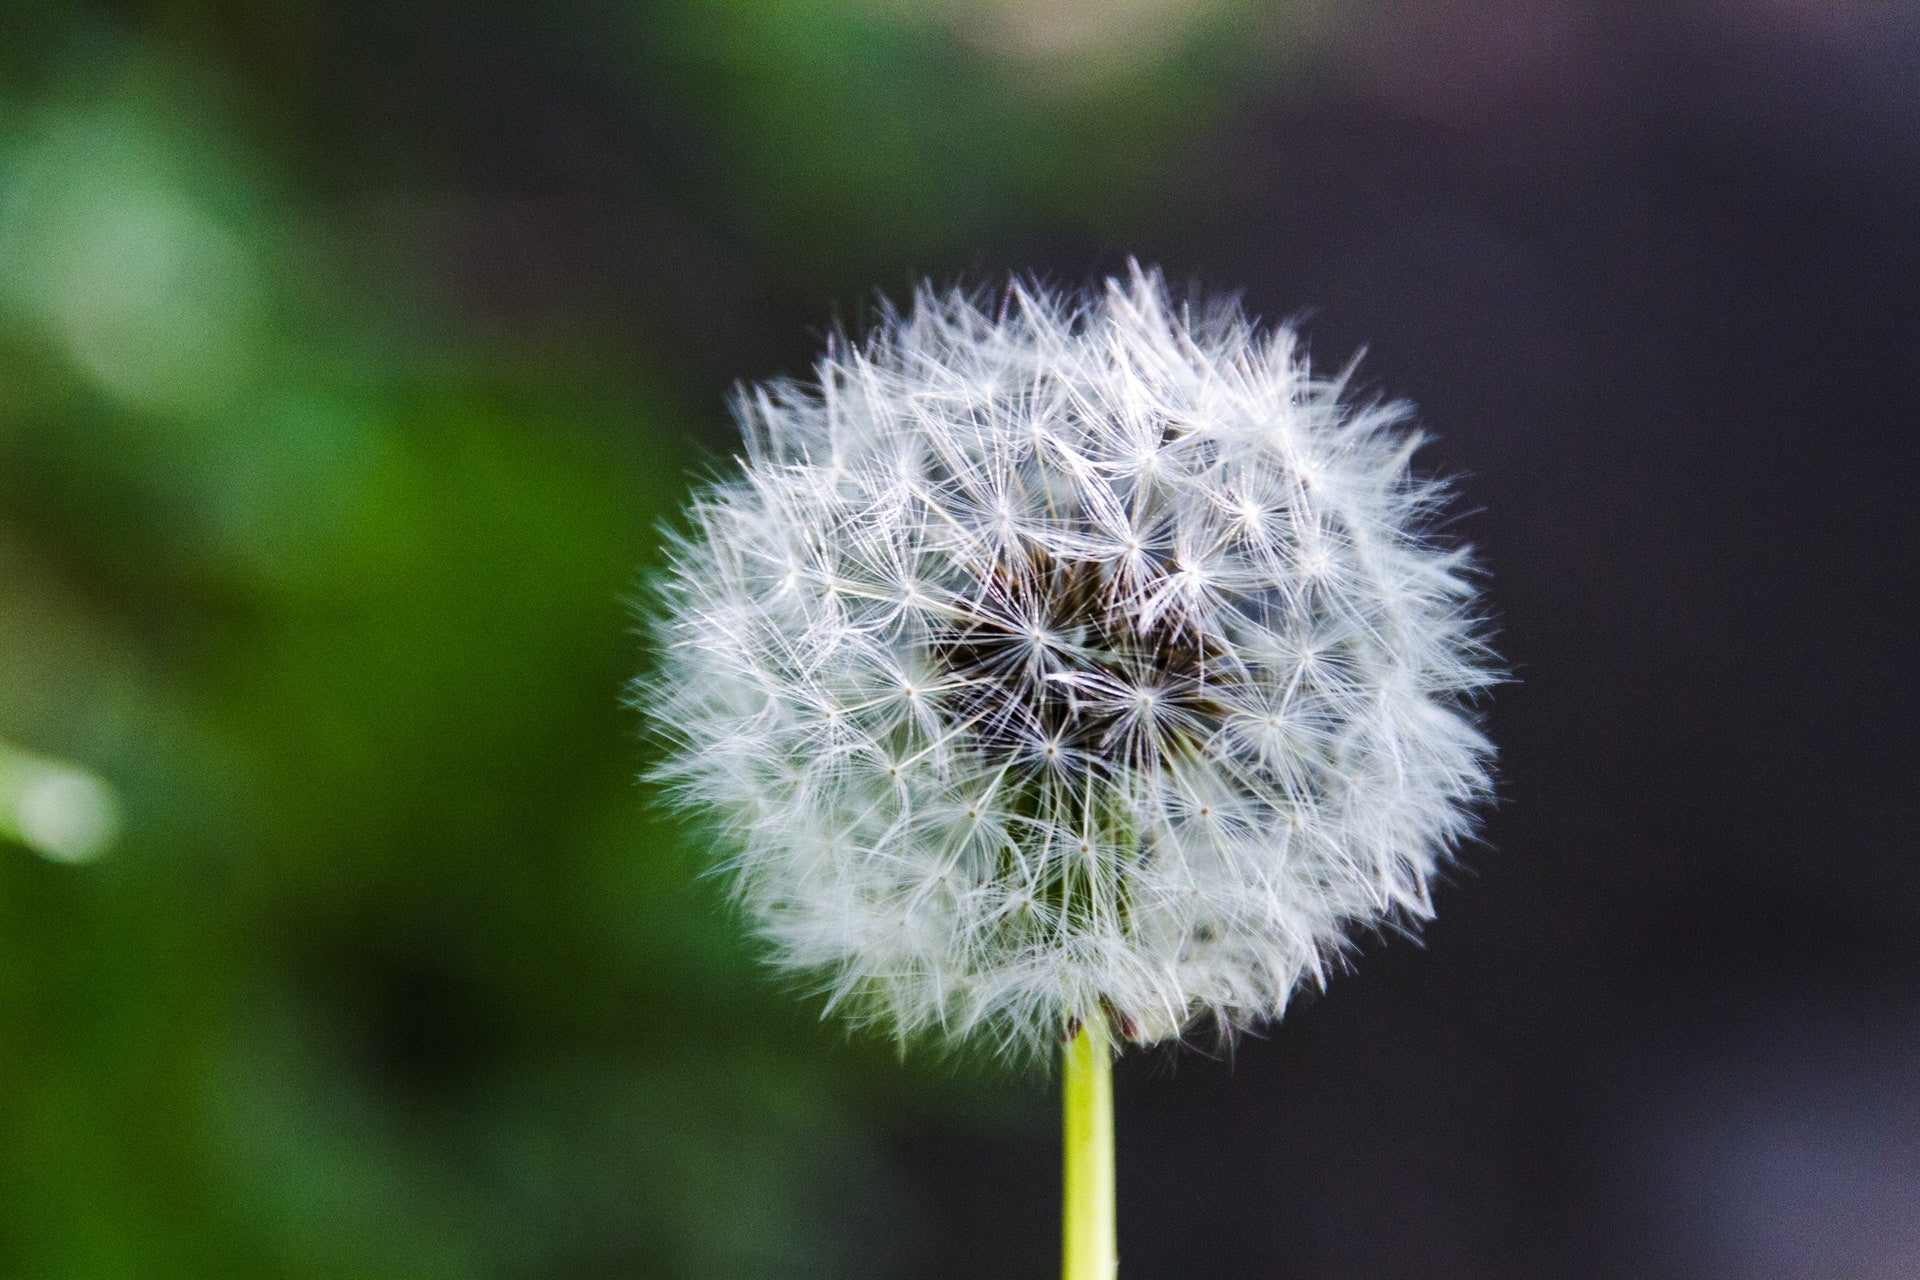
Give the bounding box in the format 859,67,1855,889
2,3,1917,1276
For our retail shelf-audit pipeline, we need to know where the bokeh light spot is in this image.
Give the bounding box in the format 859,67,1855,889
0,742,121,864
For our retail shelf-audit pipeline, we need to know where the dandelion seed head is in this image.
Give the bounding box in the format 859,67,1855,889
642,265,1495,1058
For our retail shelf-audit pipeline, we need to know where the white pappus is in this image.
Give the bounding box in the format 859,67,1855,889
641,264,1495,1058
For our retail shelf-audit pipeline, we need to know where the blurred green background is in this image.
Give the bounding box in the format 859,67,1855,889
0,3,1278,1275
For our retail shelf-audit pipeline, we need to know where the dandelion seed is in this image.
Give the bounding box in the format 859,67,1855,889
641,264,1495,1060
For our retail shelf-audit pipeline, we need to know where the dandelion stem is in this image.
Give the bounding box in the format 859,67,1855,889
1062,1012,1116,1280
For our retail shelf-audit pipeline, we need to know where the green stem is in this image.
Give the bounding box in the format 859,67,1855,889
1062,1012,1116,1280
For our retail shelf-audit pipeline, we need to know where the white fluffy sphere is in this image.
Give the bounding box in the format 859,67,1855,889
644,266,1494,1056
